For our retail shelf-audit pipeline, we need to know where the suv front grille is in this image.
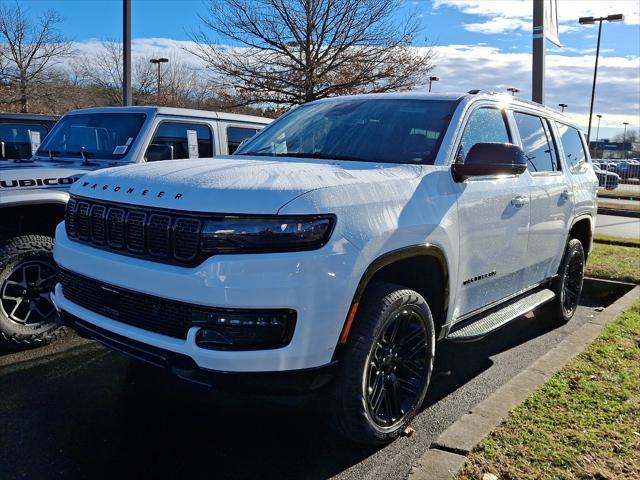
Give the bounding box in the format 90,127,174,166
65,197,201,265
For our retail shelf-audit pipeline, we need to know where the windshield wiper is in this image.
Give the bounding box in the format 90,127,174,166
239,150,368,162
274,152,369,162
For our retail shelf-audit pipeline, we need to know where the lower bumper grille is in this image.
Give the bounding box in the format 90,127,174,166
58,269,193,339
57,270,297,349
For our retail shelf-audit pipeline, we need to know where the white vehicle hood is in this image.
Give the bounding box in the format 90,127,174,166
70,156,421,214
0,160,91,191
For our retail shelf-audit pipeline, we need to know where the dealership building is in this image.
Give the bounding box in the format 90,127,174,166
589,140,639,160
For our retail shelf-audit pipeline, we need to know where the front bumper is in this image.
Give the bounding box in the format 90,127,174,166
58,310,337,394
53,223,362,373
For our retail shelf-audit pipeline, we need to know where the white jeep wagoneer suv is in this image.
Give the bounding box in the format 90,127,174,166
51,91,597,444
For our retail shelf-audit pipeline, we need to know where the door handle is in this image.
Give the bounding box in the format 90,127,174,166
511,196,528,208
560,190,572,200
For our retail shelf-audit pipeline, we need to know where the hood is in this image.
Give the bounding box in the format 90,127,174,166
0,160,92,191
70,156,421,214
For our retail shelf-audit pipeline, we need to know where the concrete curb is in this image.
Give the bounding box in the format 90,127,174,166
597,207,640,218
408,280,639,480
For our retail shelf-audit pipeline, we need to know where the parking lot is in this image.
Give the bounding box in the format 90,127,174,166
0,289,612,480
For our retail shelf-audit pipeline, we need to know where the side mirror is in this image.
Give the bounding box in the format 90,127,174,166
452,143,527,181
146,144,174,162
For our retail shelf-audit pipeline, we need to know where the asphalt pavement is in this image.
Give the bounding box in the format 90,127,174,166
0,287,624,480
595,214,640,239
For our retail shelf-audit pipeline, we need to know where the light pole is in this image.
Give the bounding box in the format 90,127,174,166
595,114,602,159
507,87,520,96
149,57,169,99
579,14,624,144
558,103,568,112
122,0,131,106
622,121,629,159
428,76,439,92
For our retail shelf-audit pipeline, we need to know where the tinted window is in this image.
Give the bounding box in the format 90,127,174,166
228,126,259,154
458,108,509,161
0,123,49,160
236,99,455,164
147,122,212,161
514,112,557,172
38,113,145,161
556,123,587,171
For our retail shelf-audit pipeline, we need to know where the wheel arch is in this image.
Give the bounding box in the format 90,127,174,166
568,214,593,258
0,202,67,241
333,244,450,360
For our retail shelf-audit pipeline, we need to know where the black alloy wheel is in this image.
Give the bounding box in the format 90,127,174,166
365,308,430,428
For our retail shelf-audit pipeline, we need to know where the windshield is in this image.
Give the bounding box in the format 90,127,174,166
0,123,50,160
37,113,146,161
236,98,456,164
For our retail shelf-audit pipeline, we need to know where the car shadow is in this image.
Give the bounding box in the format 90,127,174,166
0,293,614,480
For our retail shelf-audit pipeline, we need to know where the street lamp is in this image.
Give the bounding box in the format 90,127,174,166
558,103,568,112
507,87,520,96
622,121,629,159
578,13,624,144
595,114,602,159
428,76,439,92
149,57,169,99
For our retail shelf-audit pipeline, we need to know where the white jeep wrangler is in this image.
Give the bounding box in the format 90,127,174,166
52,92,597,444
0,106,269,347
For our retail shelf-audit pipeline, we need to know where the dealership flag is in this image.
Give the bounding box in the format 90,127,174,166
544,0,561,46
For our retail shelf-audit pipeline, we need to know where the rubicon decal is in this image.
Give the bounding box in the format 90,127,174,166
0,176,81,188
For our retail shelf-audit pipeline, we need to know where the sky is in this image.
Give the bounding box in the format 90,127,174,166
13,0,640,139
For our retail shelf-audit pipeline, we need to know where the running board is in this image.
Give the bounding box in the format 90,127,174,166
447,288,555,341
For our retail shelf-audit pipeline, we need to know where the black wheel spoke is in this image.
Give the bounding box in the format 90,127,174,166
1,260,57,325
365,307,431,429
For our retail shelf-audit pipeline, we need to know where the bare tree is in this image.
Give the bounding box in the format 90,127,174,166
189,0,434,106
72,41,209,106
0,2,72,112
612,129,639,144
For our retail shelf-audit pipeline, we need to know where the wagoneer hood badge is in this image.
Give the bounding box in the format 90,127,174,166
69,156,421,214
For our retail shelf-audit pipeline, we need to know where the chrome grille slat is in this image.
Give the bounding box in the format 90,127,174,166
65,198,200,264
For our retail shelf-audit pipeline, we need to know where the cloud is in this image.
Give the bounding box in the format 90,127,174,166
434,0,640,34
465,17,530,34
68,37,640,131
423,43,640,129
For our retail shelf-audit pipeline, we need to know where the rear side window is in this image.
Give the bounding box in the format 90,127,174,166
556,123,587,171
0,123,49,160
147,122,213,161
227,126,259,154
514,112,558,172
458,108,510,161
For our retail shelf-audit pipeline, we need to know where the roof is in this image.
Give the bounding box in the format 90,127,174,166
64,105,272,124
0,112,59,122
307,90,576,124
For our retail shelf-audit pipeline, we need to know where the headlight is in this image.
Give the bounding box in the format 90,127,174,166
200,215,335,253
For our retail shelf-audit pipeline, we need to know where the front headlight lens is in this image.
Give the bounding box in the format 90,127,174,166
200,215,335,253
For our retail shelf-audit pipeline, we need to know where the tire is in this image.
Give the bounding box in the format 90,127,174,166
0,234,66,348
331,282,435,445
541,238,585,325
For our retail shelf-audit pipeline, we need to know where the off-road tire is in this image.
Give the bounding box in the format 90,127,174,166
331,282,435,445
0,235,66,348
541,238,585,326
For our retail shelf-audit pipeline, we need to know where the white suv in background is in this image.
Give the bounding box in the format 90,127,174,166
52,92,597,444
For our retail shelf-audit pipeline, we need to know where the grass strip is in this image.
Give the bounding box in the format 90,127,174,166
456,301,640,480
586,243,640,284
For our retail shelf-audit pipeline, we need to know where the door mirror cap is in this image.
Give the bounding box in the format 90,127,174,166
453,143,527,181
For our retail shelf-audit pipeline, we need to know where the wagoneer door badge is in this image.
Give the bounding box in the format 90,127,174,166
463,270,497,286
